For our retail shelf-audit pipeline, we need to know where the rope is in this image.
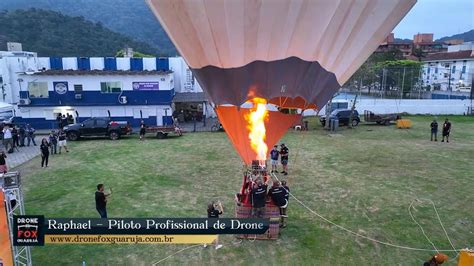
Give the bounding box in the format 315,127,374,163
152,244,202,265
408,200,439,252
411,199,459,256
270,173,462,252
288,101,312,185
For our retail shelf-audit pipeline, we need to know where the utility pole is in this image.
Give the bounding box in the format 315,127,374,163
418,67,423,99
470,76,474,115
401,67,406,100
448,65,452,100
381,68,387,99
348,93,359,129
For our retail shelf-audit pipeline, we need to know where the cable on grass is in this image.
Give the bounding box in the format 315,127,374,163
270,173,462,252
152,244,202,265
409,199,459,256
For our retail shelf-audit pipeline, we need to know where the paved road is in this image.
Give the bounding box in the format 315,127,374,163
2,136,48,169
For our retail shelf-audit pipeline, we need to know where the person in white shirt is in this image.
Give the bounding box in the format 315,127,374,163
2,125,13,152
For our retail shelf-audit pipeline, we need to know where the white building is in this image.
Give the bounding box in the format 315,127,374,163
421,42,474,94
0,47,214,129
0,50,40,104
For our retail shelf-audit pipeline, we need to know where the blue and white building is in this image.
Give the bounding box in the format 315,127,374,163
0,45,214,129
422,42,474,93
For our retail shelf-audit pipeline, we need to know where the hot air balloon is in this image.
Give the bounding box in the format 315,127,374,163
147,0,416,165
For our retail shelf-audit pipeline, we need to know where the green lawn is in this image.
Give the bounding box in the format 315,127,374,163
16,116,474,265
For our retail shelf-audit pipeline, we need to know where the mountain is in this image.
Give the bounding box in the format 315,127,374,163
0,0,176,55
437,30,474,42
0,9,162,57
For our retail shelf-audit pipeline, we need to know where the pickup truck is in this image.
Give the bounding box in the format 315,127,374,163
63,117,132,141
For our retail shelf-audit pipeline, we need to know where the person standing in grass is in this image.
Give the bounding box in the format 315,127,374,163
49,130,58,155
139,120,146,141
430,119,438,141
205,201,223,250
40,138,50,168
279,143,289,175
95,184,112,218
58,129,69,153
270,145,279,173
441,118,451,143
0,151,8,173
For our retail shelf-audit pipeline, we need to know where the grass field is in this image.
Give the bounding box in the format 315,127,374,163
15,115,474,265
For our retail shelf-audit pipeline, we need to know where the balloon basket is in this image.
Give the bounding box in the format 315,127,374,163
234,202,280,240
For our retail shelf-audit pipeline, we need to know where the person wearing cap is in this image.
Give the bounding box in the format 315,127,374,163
279,144,289,175
270,145,279,173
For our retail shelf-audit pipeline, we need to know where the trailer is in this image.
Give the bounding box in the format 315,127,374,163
364,110,401,125
145,125,183,139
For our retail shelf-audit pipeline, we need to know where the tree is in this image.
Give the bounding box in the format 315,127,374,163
115,49,154,58
346,49,404,94
0,9,161,56
376,60,422,95
412,47,426,61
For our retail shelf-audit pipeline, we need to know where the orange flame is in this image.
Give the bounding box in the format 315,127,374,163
245,98,268,161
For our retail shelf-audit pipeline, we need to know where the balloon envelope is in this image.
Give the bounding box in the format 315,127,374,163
147,0,416,108
216,106,301,165
147,0,416,163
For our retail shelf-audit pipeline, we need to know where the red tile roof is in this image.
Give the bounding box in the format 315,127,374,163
423,50,474,61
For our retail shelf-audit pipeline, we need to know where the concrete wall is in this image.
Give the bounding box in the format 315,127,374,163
304,99,473,116
16,104,173,129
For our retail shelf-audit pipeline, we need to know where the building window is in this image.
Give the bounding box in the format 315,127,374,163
28,82,49,98
444,73,449,78
100,82,121,93
427,68,431,74
74,84,83,93
452,66,456,73
462,66,466,74
435,68,438,74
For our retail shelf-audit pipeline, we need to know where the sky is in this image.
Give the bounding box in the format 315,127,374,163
394,0,474,39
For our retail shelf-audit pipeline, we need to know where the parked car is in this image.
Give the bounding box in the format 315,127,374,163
320,109,360,127
63,117,132,141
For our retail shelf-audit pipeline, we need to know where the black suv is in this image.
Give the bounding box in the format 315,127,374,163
320,109,360,127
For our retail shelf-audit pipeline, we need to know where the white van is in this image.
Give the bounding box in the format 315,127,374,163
0,102,15,124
